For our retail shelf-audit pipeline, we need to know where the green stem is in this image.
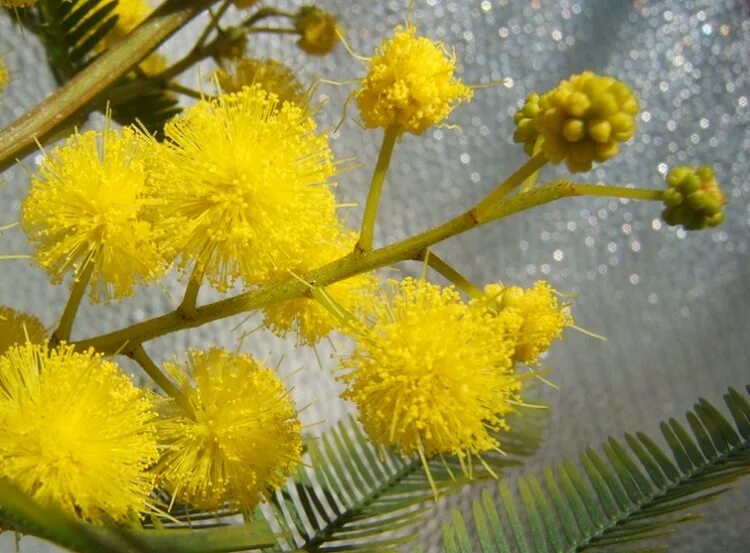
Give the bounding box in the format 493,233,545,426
70,179,665,356
417,250,482,298
484,180,664,223
0,0,217,173
73,209,478,355
53,258,95,344
573,183,665,202
178,268,202,319
473,152,548,222
356,126,400,253
129,345,195,419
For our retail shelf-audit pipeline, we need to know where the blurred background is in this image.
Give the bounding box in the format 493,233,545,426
1,0,748,551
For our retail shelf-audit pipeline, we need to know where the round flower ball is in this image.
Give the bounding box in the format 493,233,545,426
0,343,158,522
155,348,303,510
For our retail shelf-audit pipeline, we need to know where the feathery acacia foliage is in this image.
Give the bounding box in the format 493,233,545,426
16,0,179,133
437,386,750,553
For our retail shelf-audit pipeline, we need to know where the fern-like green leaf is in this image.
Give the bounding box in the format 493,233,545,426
254,408,545,553
13,0,180,134
440,385,750,553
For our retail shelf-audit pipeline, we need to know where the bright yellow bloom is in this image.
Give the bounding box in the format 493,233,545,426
477,281,572,365
22,125,164,302
535,72,639,172
356,25,473,135
0,342,158,522
155,349,303,510
662,165,725,230
294,6,339,56
263,230,379,345
216,58,309,108
0,306,46,355
96,0,151,46
341,278,520,463
144,85,339,290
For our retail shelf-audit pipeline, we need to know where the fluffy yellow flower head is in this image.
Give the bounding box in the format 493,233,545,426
294,5,339,56
96,0,151,46
341,278,520,461
356,25,473,135
145,85,338,291
478,281,572,365
535,72,639,172
156,349,303,510
22,126,164,302
216,58,308,108
0,306,46,355
662,165,725,230
263,230,379,345
0,342,158,522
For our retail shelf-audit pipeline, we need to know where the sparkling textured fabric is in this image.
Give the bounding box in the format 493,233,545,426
1,1,748,551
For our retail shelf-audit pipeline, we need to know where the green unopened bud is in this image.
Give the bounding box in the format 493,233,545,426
294,6,339,56
662,165,725,230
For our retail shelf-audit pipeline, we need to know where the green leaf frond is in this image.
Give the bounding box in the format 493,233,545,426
439,386,750,553
13,0,180,135
260,409,546,553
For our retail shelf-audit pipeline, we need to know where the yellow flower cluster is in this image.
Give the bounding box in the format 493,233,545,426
145,85,339,290
356,25,473,135
156,349,303,510
216,57,309,108
22,126,164,302
263,230,379,345
662,165,726,230
516,72,640,172
0,342,158,523
476,281,573,365
341,278,520,460
0,306,46,355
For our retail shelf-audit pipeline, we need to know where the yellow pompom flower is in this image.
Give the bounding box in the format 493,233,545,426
144,85,339,290
216,58,309,108
294,5,340,56
341,278,521,465
356,25,473,135
535,71,639,172
96,0,151,46
0,342,158,522
155,349,303,510
262,230,379,345
22,125,164,302
0,306,46,355
662,165,725,230
477,281,572,365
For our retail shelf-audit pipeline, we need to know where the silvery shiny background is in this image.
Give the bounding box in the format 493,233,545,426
1,0,749,551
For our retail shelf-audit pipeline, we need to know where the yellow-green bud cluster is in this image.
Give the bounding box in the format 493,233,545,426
294,6,339,56
662,165,725,230
513,92,542,156
532,72,639,173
